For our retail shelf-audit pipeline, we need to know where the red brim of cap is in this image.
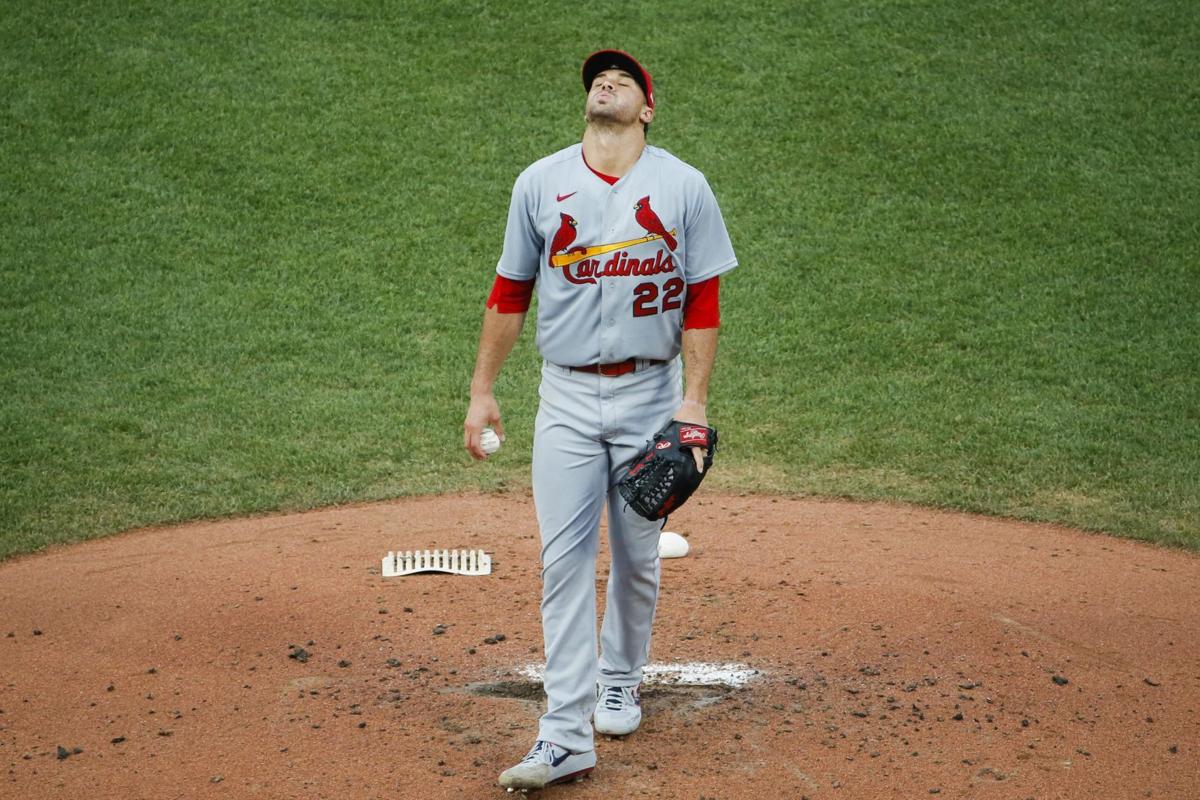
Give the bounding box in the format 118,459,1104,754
581,49,654,109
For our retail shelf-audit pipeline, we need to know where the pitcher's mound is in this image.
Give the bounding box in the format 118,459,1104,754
2,493,1196,798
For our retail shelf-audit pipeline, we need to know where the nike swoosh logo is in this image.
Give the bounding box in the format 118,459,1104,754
550,750,571,767
556,191,577,202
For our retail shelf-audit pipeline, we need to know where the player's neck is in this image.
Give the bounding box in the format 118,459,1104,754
581,124,645,178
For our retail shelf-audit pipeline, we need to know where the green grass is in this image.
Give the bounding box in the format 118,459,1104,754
2,0,1198,559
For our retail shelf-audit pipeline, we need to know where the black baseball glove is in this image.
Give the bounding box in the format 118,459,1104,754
618,420,718,521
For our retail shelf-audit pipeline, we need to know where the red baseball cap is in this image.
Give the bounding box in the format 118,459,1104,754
581,49,654,109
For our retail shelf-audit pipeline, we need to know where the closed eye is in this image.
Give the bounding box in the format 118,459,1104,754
593,70,635,88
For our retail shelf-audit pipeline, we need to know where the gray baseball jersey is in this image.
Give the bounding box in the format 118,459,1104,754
496,143,738,365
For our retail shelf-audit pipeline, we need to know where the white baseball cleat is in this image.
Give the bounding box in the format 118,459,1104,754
593,683,642,735
498,740,595,791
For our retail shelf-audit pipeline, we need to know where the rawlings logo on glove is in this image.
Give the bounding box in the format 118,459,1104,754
678,425,710,446
618,420,719,521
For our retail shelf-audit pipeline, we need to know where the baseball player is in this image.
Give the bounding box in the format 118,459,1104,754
462,50,737,791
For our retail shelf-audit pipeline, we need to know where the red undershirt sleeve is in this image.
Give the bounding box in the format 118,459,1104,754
486,274,535,313
682,276,720,330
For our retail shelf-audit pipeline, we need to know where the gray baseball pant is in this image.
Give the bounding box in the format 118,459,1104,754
531,358,682,753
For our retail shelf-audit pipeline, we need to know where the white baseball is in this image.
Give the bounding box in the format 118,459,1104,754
480,427,502,455
658,530,690,559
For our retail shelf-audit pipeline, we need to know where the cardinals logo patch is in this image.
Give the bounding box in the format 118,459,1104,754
547,196,678,285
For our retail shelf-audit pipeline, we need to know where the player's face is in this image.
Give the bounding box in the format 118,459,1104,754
585,69,652,127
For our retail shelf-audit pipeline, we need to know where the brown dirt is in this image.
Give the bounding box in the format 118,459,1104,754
2,493,1197,799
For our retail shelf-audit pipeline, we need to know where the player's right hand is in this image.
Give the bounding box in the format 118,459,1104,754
464,392,504,460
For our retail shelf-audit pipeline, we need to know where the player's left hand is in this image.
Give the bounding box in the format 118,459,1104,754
672,400,708,472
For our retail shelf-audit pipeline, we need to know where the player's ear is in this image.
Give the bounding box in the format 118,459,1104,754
640,106,655,125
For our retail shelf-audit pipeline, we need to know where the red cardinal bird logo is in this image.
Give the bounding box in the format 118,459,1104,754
549,213,577,266
634,196,677,251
